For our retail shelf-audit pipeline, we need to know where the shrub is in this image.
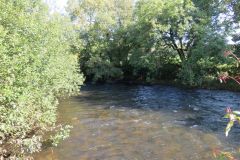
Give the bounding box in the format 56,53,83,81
0,0,84,158
85,55,123,82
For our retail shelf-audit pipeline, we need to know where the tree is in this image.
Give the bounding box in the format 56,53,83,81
66,0,235,85
67,0,134,82
135,0,210,62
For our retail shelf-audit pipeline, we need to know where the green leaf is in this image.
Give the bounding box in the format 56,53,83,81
225,121,234,137
224,114,230,118
233,111,240,115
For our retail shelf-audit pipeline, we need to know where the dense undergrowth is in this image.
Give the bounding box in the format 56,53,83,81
0,0,84,159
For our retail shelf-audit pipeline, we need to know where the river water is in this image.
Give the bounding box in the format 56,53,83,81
35,84,240,160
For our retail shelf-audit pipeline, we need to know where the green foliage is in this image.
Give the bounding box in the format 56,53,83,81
178,33,227,86
0,0,83,158
85,55,123,82
0,0,238,158
67,0,134,82
135,0,209,61
224,109,240,137
50,125,73,147
67,0,236,87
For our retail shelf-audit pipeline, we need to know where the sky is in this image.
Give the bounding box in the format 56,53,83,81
44,0,68,14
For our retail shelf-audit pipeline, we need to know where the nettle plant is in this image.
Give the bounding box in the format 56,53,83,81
219,51,240,137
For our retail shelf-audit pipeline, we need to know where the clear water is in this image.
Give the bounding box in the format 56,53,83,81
35,84,240,160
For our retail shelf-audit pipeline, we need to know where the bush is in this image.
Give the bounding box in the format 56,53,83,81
178,57,218,86
85,55,123,82
0,0,84,158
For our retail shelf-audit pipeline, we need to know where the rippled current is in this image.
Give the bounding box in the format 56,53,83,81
35,84,240,160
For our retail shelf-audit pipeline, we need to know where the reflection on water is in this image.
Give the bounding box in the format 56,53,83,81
35,84,240,160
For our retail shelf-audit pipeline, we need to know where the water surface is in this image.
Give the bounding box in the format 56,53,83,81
35,84,240,160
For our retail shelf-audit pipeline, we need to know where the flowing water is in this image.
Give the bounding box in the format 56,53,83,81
35,84,240,160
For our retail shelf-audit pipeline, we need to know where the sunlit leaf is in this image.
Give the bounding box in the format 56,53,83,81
224,114,230,118
225,121,234,137
233,111,240,115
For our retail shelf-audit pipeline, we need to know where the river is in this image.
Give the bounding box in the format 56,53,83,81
35,84,240,160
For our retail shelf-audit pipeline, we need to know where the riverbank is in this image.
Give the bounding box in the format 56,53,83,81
91,79,240,92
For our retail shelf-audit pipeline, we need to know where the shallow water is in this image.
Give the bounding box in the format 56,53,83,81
35,84,240,160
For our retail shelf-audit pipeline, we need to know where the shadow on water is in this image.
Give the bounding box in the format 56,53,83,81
35,84,240,160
